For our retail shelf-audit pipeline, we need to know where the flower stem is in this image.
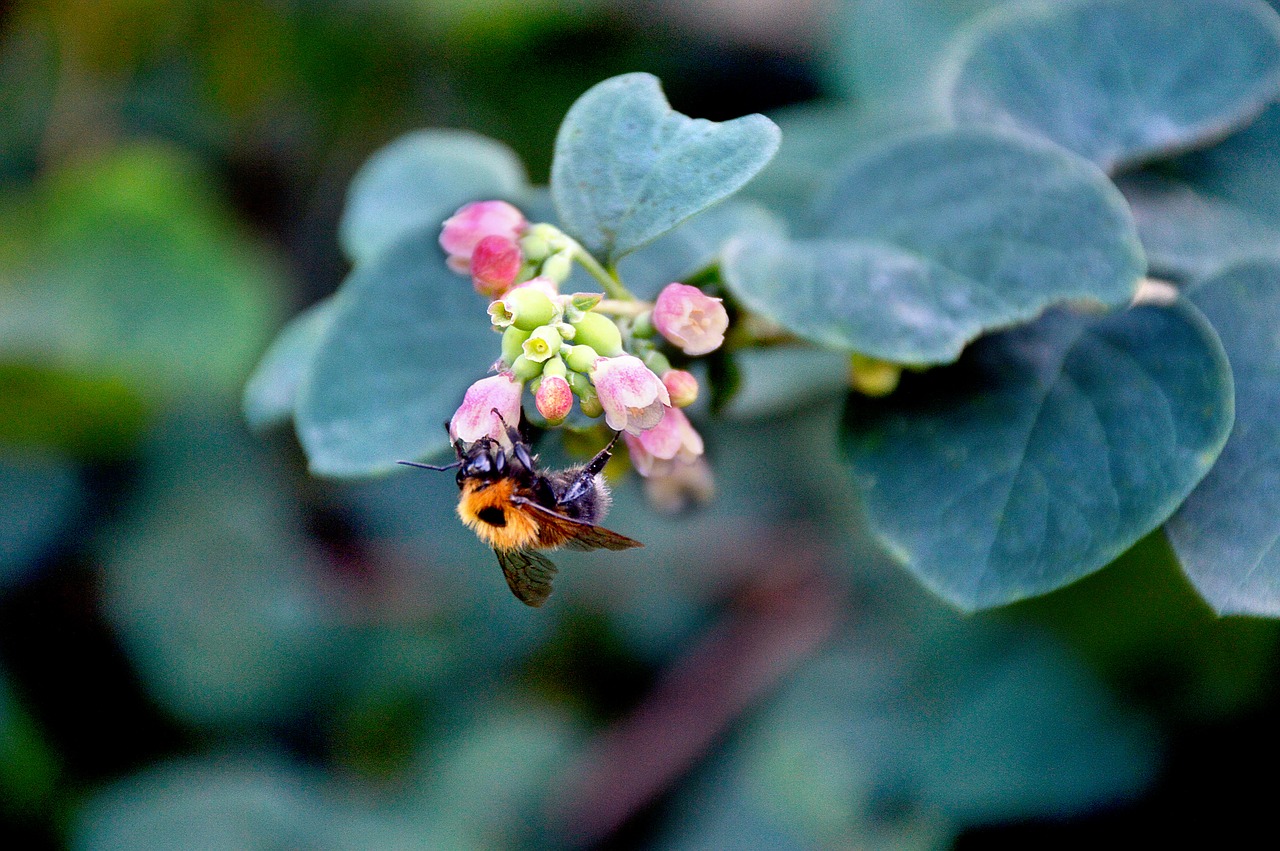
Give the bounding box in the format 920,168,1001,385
572,244,636,301
594,299,651,318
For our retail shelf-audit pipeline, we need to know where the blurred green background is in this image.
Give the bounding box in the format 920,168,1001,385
2,1,1278,848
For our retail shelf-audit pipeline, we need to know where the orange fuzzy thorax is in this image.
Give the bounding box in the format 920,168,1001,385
457,478,541,551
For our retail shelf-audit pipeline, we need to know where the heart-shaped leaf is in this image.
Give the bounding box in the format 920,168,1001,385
1167,260,1280,615
295,227,495,477
242,296,338,431
1119,173,1280,282
944,0,1280,172
339,129,529,266
727,129,1144,365
551,73,780,265
841,302,1233,610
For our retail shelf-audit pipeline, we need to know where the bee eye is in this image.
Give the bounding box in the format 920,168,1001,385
477,507,506,526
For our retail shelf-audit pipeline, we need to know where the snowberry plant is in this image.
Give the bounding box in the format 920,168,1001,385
247,0,1280,618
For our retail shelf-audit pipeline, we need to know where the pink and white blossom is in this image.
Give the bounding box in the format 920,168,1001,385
440,201,527,273
470,235,523,296
652,283,729,356
589,355,670,434
623,405,703,476
449,372,523,443
642,456,716,514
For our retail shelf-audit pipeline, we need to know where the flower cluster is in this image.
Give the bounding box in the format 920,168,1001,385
439,200,732,497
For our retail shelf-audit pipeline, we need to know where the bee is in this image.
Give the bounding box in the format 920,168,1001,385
399,414,641,607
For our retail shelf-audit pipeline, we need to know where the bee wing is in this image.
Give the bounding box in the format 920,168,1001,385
512,496,643,552
495,547,558,607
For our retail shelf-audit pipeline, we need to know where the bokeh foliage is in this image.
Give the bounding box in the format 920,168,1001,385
4,1,1280,849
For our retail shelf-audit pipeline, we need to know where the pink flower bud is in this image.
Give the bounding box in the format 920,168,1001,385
622,405,704,476
449,372,523,443
652,283,729,356
535,375,573,424
471,235,523,297
589,355,670,435
661,369,699,408
440,201,527,273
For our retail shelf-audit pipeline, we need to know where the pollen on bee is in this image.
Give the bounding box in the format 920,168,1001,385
457,478,541,550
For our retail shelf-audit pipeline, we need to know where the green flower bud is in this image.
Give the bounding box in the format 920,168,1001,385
506,287,557,332
555,321,576,341
563,344,601,374
519,230,552,264
542,355,568,380
631,309,656,338
579,392,604,418
541,249,573,283
511,354,544,381
640,349,671,377
501,326,533,366
568,373,604,418
849,353,901,397
522,325,563,363
570,311,624,357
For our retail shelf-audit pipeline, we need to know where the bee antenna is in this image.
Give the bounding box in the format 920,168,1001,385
397,460,461,471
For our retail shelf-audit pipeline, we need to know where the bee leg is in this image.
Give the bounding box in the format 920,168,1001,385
489,406,528,448
560,431,622,503
584,431,622,476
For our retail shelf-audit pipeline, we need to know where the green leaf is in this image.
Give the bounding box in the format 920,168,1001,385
295,228,495,477
739,99,946,224
616,201,783,299
99,417,338,727
1167,260,1280,616
550,73,781,265
1119,172,1280,282
841,303,1233,610
726,129,1144,365
721,347,852,421
944,0,1280,172
824,0,1007,105
242,297,338,431
339,129,529,266
0,451,84,588
1179,102,1280,226
0,145,283,405
680,613,1156,846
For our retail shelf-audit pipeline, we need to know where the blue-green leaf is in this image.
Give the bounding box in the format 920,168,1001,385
242,297,338,431
0,451,84,588
1119,173,1280,282
617,201,783,299
295,228,494,477
99,417,337,727
670,612,1156,847
1179,102,1280,226
551,73,781,265
1168,260,1280,616
339,129,529,266
727,129,1144,365
841,303,1233,610
944,0,1280,172
721,347,852,421
824,0,1007,105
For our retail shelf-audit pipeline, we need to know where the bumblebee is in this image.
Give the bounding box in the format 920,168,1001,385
399,417,641,606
